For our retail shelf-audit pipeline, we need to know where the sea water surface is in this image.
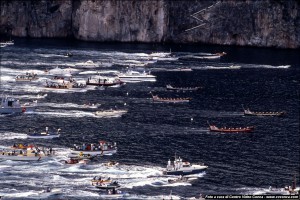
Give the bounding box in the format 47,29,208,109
0,39,299,199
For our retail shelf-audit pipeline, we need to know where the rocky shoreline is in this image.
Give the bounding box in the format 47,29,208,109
0,0,299,48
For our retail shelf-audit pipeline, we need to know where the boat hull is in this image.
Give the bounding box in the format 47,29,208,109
96,185,120,190
86,82,124,87
70,149,117,156
209,128,254,133
166,86,201,91
99,193,129,198
15,78,38,82
0,155,42,161
244,112,285,117
153,99,190,103
27,134,60,139
0,106,35,114
164,167,207,176
119,76,156,82
95,110,127,117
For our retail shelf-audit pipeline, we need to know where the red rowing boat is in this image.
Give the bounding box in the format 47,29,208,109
209,124,254,133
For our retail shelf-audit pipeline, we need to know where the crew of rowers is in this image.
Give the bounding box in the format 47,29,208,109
73,142,115,151
91,176,111,186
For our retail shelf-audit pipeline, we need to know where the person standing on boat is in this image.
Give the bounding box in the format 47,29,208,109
167,159,171,170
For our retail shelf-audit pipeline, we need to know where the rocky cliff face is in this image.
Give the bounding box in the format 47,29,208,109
0,0,299,48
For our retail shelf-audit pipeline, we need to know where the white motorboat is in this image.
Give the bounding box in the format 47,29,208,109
167,176,197,184
29,188,62,198
118,70,156,82
95,109,127,117
15,72,38,82
75,60,98,68
45,66,77,76
27,127,61,139
86,76,124,87
0,148,52,161
265,176,300,195
0,95,36,114
0,40,14,46
163,155,208,175
150,52,171,57
70,141,117,156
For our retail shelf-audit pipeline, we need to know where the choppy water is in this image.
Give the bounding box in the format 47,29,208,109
0,39,299,199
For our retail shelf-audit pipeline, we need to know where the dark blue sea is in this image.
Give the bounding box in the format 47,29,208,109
0,38,299,199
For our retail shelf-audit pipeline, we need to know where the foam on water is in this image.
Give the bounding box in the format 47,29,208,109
0,132,27,140
34,110,96,118
38,102,99,109
0,190,41,198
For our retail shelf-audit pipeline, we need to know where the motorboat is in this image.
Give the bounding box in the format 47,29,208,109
33,188,62,198
102,161,119,167
167,176,197,184
0,152,42,161
45,80,86,89
99,189,129,199
0,40,14,46
64,52,73,57
27,127,61,139
209,124,254,133
118,70,156,82
151,93,191,103
36,94,48,99
243,106,285,117
0,147,54,161
187,194,206,200
83,103,100,109
266,176,299,195
45,66,77,76
166,84,202,91
163,155,208,175
0,95,36,114
168,68,193,72
67,152,96,160
70,140,117,156
15,72,38,82
45,80,73,89
75,60,98,68
150,52,171,57
61,158,90,165
91,177,112,185
198,52,227,59
95,109,127,117
95,181,120,189
179,52,226,60
86,76,124,87
228,65,241,69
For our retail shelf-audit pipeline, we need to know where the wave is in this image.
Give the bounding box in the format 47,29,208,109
79,70,119,75
0,132,27,139
193,65,241,70
38,102,99,109
37,53,66,58
259,65,291,69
